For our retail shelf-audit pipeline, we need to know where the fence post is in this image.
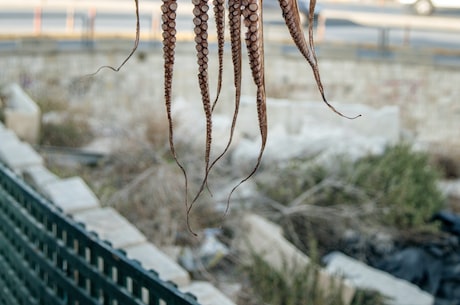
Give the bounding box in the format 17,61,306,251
84,7,97,48
66,7,75,34
316,12,327,42
33,7,42,36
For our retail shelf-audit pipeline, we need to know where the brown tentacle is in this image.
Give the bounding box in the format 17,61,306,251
278,0,360,119
243,0,267,166
87,0,139,76
162,0,189,211
211,0,226,112
189,0,213,226
208,0,243,172
225,0,267,214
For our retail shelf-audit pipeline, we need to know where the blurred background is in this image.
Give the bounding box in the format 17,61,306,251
1,1,460,305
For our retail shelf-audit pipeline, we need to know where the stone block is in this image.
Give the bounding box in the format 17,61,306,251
124,243,190,287
42,177,100,213
438,179,460,199
1,83,41,144
234,213,355,305
182,281,235,305
325,252,434,305
22,165,59,194
0,140,43,172
235,213,309,269
73,207,146,249
0,125,20,144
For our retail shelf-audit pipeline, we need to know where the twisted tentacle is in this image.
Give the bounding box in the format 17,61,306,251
208,0,243,172
189,0,213,222
226,0,267,212
278,0,359,119
243,0,267,177
211,0,226,111
161,0,189,208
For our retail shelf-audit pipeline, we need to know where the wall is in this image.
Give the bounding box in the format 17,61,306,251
1,41,459,158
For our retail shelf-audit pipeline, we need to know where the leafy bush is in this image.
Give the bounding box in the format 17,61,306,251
256,144,445,230
258,158,328,204
353,144,444,228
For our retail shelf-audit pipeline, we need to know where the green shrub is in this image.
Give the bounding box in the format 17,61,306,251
256,144,445,230
258,158,328,204
353,144,444,228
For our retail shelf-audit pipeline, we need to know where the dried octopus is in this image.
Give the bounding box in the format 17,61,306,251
104,0,359,233
160,0,361,231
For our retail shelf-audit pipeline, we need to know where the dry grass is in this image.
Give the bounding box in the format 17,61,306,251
40,116,94,147
110,158,226,245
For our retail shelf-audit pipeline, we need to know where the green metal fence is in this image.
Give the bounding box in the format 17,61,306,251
0,162,201,305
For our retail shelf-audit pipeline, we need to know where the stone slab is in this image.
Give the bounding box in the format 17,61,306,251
325,252,434,305
1,83,41,144
182,281,236,305
42,177,100,213
124,243,190,287
0,127,20,144
73,207,146,249
22,164,59,194
234,213,355,305
235,213,310,270
0,140,43,172
438,179,460,199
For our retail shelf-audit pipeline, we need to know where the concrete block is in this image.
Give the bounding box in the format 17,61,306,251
0,140,43,172
438,179,460,199
1,83,41,144
42,177,100,213
0,127,20,146
124,243,190,287
22,164,59,194
73,207,146,249
182,281,235,305
235,213,310,270
325,252,434,305
234,213,355,305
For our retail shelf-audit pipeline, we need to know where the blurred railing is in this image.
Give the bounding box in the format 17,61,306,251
1,1,460,53
316,9,460,49
0,162,201,305
0,0,196,41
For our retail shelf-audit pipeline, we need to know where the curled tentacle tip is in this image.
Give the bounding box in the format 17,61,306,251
186,219,199,237
190,231,198,237
343,113,362,120
332,110,361,120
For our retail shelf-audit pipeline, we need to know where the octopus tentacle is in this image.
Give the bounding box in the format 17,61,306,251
87,0,139,76
189,0,213,218
278,0,359,119
211,0,226,112
226,0,267,212
243,0,267,177
208,0,243,172
161,0,189,208
243,0,267,160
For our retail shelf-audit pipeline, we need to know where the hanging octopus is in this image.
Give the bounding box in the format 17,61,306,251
92,0,360,233
159,0,361,228
102,0,358,232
